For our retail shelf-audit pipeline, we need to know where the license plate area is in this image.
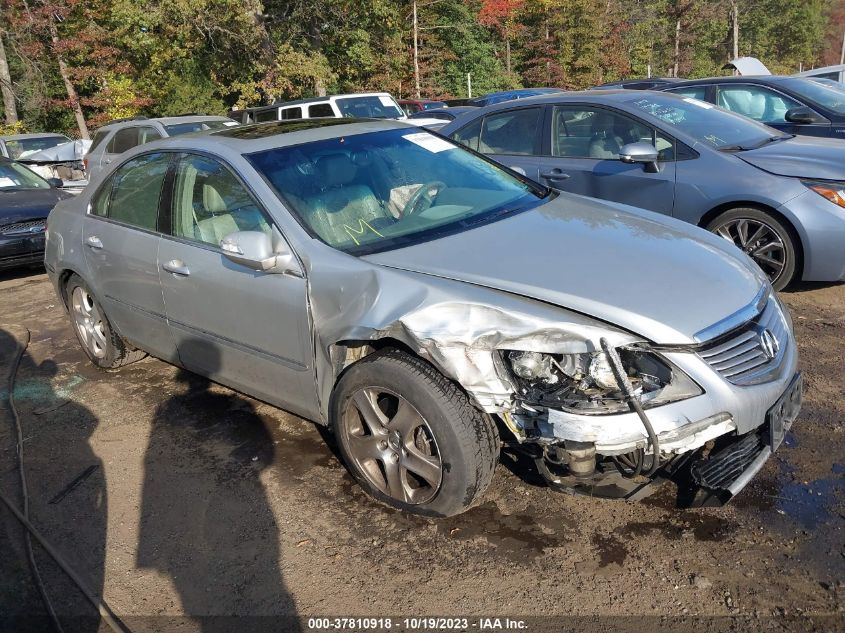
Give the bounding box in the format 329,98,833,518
767,372,802,451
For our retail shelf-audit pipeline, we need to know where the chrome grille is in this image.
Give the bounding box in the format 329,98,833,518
697,299,788,386
0,219,46,236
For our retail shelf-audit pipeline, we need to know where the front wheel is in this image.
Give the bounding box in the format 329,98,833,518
706,208,798,291
331,348,499,517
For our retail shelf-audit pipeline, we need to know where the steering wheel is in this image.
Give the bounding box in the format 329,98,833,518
402,181,446,216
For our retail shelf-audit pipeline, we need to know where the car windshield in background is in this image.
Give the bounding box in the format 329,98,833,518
5,136,72,159
336,96,405,119
779,78,845,115
164,121,235,136
627,94,779,150
248,127,548,255
0,161,50,189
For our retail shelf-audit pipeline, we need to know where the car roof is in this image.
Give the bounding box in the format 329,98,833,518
128,118,413,156
795,64,845,75
235,93,395,113
0,132,71,141
97,115,232,131
662,75,799,87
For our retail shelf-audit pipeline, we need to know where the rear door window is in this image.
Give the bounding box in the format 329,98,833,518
449,117,482,151
308,103,335,118
107,127,141,154
255,108,279,123
102,153,171,231
665,86,709,101
479,107,542,155
281,107,302,120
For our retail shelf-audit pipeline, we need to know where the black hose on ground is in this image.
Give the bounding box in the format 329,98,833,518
0,327,129,633
600,338,661,477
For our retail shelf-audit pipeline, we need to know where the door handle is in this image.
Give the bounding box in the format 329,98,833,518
85,235,103,249
540,170,571,181
162,259,190,276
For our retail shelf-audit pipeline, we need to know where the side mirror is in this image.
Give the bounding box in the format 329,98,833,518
619,142,659,172
220,230,300,274
784,106,828,125
47,177,64,188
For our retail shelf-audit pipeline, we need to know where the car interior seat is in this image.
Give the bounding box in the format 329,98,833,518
588,112,625,158
303,152,392,246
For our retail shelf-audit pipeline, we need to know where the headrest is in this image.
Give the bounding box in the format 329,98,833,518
315,153,356,188
203,184,227,214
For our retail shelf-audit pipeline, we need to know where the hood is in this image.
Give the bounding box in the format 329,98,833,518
0,188,70,225
364,194,766,345
739,135,845,180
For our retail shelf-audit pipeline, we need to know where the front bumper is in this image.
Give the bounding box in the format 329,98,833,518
779,189,845,282
0,233,46,270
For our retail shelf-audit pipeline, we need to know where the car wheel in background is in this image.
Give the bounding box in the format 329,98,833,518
331,348,499,517
706,208,798,291
66,273,147,369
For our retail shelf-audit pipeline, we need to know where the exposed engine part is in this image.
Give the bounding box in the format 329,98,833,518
563,440,596,478
508,351,557,382
600,338,661,476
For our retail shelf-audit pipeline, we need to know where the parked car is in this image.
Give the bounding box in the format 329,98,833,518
795,63,845,83
0,133,72,159
0,157,71,269
467,88,564,107
660,76,845,139
399,99,447,115
591,78,682,90
408,106,478,122
229,93,408,124
440,90,845,290
84,115,238,180
45,119,800,515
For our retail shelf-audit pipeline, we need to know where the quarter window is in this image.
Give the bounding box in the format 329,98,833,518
716,85,802,124
479,108,541,155
169,154,271,247
104,153,170,230
666,86,708,101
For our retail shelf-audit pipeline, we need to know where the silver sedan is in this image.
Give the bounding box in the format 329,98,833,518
45,120,801,516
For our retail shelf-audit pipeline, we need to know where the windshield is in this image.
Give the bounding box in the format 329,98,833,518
335,96,405,119
164,120,237,136
247,127,549,255
5,136,71,159
0,161,50,189
627,94,780,149
779,78,845,115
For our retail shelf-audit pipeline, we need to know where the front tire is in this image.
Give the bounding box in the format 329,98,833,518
66,274,146,369
706,208,798,291
331,348,499,517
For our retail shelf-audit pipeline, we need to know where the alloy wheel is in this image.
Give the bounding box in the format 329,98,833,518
341,387,443,505
71,286,108,359
712,217,787,283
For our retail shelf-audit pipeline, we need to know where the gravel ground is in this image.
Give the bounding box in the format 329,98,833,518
0,269,843,633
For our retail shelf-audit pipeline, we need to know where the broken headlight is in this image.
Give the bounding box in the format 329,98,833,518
501,348,702,415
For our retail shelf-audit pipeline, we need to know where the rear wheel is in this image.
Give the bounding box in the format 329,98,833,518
331,348,499,517
66,274,146,369
706,208,798,291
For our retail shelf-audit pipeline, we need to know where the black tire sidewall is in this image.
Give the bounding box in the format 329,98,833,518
331,352,492,517
706,208,797,291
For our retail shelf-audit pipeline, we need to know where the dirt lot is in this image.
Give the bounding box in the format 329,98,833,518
1,269,843,632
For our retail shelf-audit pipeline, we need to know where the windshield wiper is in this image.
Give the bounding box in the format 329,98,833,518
720,134,794,153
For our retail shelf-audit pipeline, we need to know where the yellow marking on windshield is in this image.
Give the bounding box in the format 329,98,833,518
344,219,384,245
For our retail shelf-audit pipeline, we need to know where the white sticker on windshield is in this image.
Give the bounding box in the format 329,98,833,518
0,177,15,188
379,96,395,107
683,97,713,109
223,121,239,126
403,132,456,153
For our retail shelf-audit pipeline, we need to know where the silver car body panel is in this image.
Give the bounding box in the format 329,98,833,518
46,120,797,461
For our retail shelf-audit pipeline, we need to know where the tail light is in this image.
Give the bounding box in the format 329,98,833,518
83,158,88,174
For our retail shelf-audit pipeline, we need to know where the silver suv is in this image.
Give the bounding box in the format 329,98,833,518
45,120,801,516
84,115,237,180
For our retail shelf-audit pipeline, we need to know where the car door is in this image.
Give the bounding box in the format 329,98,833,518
713,83,828,137
533,105,677,216
82,152,178,361
157,152,318,417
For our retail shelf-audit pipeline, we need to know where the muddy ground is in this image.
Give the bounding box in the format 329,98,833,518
0,269,843,633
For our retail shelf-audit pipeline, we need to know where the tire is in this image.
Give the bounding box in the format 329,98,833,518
706,208,798,291
331,348,499,517
65,274,147,369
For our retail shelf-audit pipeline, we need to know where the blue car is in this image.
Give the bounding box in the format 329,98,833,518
466,88,564,108
440,90,845,290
